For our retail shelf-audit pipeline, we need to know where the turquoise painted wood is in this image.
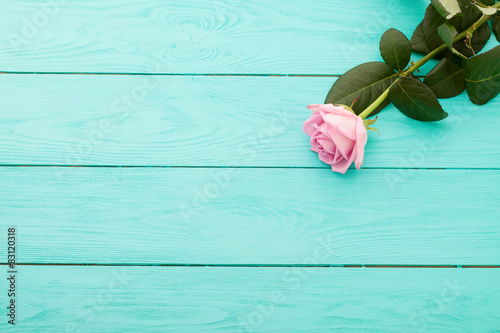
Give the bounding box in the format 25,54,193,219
0,0,434,75
1,167,499,265
0,75,499,168
1,266,500,332
1,0,499,332
2,0,498,75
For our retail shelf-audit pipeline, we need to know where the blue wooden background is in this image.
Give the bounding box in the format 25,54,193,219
1,0,499,331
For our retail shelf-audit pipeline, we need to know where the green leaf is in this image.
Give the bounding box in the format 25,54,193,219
450,47,468,59
475,0,495,5
410,21,432,54
493,17,500,43
437,22,458,48
423,4,448,50
431,0,463,19
388,76,449,122
478,7,498,14
459,0,498,12
452,4,491,58
463,45,500,105
379,29,412,71
473,4,498,15
325,62,397,116
457,0,472,7
423,4,491,58
424,57,466,98
455,0,497,9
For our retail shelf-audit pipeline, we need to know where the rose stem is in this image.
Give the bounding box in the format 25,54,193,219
358,3,500,120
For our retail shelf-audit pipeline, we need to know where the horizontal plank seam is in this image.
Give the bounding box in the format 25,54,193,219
1,263,499,268
0,71,426,79
0,72,340,77
0,165,498,171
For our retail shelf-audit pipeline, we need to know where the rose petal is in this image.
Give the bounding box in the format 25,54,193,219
318,150,335,165
354,117,368,169
306,104,322,113
325,125,355,159
314,122,353,161
317,138,336,154
330,130,358,174
330,157,351,174
321,105,358,118
320,111,357,140
303,113,324,137
305,104,368,174
333,149,344,164
307,104,337,113
314,131,330,142
310,129,328,147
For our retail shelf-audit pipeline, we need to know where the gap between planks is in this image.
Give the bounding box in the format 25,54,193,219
1,263,499,268
0,71,427,79
1,72,340,77
0,165,498,171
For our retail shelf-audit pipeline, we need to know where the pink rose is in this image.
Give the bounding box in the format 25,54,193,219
303,104,368,174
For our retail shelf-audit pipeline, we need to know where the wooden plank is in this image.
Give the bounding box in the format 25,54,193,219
0,0,440,74
0,75,499,168
2,167,499,265
2,265,499,332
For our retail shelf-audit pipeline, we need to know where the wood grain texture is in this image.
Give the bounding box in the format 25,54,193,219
0,75,499,168
2,266,499,332
0,0,438,74
2,1,499,330
2,167,499,265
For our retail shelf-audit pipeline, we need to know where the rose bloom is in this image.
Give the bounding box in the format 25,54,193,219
303,104,368,174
